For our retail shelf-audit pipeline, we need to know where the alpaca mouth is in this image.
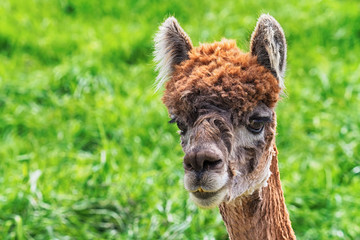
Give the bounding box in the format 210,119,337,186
192,190,219,199
189,186,227,208
191,187,224,200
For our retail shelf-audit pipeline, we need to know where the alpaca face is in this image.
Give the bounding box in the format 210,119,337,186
154,15,286,208
169,103,276,208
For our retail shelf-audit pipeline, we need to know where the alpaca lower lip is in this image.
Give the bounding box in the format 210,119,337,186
192,190,219,199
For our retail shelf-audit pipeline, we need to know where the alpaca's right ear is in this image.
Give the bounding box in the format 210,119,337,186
154,17,193,91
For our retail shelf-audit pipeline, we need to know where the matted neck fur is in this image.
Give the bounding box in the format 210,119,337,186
154,14,295,239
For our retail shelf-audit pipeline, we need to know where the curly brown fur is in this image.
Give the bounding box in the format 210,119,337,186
163,40,281,123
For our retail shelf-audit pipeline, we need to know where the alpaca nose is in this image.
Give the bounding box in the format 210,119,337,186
183,150,224,172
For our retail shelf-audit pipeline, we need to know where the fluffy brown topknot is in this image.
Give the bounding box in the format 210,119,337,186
162,40,281,124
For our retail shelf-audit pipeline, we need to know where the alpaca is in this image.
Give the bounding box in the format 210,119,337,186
154,14,296,239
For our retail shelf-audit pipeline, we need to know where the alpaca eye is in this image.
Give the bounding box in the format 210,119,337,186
168,117,188,135
247,119,265,134
176,122,188,135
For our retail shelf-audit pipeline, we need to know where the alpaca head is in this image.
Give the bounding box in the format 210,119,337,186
154,15,287,208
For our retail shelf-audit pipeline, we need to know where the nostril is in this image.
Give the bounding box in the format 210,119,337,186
183,161,192,170
183,153,194,170
203,159,223,169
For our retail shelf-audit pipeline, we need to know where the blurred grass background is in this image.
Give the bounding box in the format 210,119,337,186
0,0,359,239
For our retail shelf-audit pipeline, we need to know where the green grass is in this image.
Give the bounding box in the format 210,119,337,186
0,0,359,239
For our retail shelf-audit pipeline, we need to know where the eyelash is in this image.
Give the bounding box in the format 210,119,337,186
168,118,176,124
246,116,271,134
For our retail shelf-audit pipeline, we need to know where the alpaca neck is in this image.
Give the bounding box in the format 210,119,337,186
219,148,296,240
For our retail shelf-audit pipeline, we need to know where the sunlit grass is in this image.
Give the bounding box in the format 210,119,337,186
0,0,359,239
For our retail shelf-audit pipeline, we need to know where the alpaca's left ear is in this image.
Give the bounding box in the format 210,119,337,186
154,17,193,91
250,14,287,90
